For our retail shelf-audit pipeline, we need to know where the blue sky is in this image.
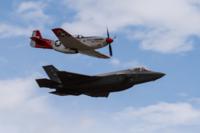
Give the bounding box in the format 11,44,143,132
0,0,200,133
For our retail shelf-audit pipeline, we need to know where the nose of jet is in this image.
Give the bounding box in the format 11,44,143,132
106,38,113,44
154,72,165,80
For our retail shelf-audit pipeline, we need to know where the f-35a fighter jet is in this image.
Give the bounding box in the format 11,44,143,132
36,65,165,97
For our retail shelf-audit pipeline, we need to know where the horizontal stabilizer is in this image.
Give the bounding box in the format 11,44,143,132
36,78,59,88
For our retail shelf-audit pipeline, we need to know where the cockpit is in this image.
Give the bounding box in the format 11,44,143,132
76,35,84,39
129,67,151,72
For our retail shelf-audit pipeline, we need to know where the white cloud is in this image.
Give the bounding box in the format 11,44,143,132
109,58,141,68
0,76,200,133
115,102,200,125
62,0,200,53
17,1,50,24
0,23,33,38
132,28,194,53
0,77,60,133
0,1,51,38
0,77,47,110
112,102,200,133
110,58,121,66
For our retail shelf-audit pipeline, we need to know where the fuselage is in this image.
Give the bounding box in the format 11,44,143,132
57,68,165,94
31,36,109,54
51,36,108,53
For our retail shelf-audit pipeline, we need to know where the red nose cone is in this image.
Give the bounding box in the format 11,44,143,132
106,38,113,44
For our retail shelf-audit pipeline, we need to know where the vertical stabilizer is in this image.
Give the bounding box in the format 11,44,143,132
30,30,53,49
32,30,42,39
43,65,62,83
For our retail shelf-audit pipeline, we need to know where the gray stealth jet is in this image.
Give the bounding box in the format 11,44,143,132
36,65,165,97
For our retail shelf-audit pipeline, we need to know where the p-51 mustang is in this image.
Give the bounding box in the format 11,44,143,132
30,28,115,59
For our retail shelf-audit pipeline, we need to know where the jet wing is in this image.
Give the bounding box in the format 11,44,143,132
52,28,93,50
58,71,94,80
57,71,100,84
84,91,110,97
52,28,110,59
49,90,110,97
41,65,101,85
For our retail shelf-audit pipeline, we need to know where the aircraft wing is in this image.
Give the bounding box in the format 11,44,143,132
41,65,100,85
52,28,92,50
57,71,102,86
49,89,110,97
79,50,110,59
84,91,110,97
57,71,97,81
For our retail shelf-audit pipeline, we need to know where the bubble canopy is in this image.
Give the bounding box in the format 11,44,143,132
129,67,151,72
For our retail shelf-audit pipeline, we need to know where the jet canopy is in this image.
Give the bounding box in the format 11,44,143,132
130,67,151,72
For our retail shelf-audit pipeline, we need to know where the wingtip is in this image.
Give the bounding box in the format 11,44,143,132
52,27,61,31
104,56,111,59
102,55,111,59
52,28,71,37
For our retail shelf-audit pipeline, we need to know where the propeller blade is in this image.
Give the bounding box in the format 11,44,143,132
109,44,113,56
107,28,110,38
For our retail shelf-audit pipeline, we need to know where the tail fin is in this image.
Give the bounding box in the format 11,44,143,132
30,30,53,49
32,30,42,39
43,65,62,83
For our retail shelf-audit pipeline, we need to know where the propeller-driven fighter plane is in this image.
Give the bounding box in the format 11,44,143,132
30,28,115,59
36,65,165,97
